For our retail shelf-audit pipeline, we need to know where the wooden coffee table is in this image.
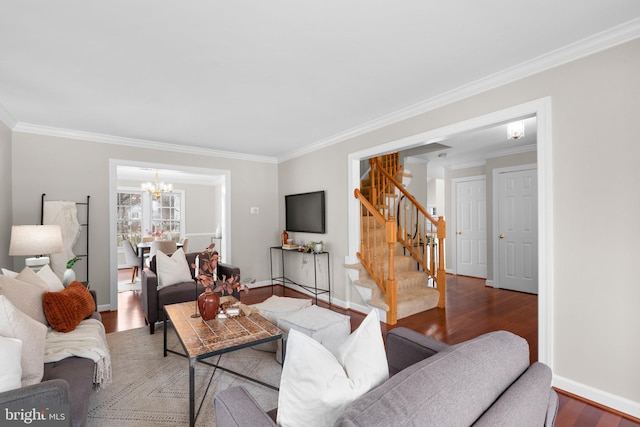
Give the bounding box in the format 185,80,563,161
163,299,283,427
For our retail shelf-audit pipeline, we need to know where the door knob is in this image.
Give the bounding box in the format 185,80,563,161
457,231,462,235
499,234,505,239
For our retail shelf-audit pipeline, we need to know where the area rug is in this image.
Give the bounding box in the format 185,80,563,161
117,280,141,293
87,325,281,426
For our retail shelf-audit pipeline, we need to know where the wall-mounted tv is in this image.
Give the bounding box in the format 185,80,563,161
285,191,326,234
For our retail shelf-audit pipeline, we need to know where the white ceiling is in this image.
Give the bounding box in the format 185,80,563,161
406,117,538,169
1,1,639,162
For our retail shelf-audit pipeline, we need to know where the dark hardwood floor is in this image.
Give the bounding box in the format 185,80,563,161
105,270,639,426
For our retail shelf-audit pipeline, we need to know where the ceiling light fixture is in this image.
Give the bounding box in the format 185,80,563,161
507,121,525,140
141,171,173,199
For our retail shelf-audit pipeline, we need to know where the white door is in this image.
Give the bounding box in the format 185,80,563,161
455,178,487,278
496,167,538,294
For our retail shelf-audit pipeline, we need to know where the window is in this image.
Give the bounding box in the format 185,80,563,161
150,193,182,242
117,189,184,248
117,192,143,247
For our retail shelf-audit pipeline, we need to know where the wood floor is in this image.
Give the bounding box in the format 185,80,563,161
105,271,639,427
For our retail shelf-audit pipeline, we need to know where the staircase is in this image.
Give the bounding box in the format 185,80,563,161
347,153,446,325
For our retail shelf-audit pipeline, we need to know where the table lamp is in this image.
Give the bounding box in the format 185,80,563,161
8,225,64,271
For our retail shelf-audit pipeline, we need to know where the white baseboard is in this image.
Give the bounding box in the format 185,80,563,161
553,375,640,419
485,279,498,288
98,304,111,312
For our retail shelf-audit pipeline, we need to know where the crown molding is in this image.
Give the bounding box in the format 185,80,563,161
280,17,640,162
12,122,278,164
404,156,429,165
0,101,17,130
448,160,486,171
486,143,537,159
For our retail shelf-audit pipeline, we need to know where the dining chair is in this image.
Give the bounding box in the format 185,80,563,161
123,240,141,283
180,237,189,253
149,240,177,262
141,236,155,243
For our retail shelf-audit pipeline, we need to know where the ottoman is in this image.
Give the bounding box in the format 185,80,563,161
277,305,351,363
250,295,312,353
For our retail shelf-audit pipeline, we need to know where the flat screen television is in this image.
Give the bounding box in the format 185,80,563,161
285,191,326,234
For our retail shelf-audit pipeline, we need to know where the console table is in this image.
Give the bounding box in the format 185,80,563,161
269,246,331,304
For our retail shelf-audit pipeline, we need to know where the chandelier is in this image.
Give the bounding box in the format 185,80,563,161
141,171,173,199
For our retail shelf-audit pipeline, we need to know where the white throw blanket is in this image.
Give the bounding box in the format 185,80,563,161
44,318,112,389
43,200,80,280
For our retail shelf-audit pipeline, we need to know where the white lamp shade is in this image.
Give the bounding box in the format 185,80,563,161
8,225,64,256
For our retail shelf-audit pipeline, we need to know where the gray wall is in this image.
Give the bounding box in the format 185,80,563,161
10,132,278,308
279,39,640,408
0,121,11,268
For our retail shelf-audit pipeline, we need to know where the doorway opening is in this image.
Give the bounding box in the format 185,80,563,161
347,97,553,366
108,160,231,312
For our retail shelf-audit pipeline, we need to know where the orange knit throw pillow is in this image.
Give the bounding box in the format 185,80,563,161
42,281,96,332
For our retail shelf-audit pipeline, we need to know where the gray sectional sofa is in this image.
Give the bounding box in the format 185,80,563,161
214,328,558,426
0,293,101,427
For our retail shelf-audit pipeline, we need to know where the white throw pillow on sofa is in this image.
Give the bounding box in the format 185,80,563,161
276,310,389,427
0,274,48,325
34,265,65,291
156,248,193,290
2,265,64,292
0,336,22,393
0,296,47,386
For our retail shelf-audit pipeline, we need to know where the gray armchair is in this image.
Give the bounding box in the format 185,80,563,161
140,251,241,334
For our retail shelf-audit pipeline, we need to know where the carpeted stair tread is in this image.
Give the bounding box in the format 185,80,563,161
354,270,438,319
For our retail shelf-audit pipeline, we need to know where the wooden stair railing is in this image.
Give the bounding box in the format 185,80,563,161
367,154,402,219
356,153,446,324
354,188,398,324
395,190,447,308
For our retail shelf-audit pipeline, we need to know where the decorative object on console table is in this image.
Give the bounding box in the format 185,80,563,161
281,230,288,246
301,240,324,253
8,225,64,272
63,257,80,287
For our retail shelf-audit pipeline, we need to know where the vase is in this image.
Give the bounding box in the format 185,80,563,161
62,268,76,287
198,290,220,321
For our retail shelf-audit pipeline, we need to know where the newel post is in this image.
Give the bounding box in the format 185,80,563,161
385,219,397,324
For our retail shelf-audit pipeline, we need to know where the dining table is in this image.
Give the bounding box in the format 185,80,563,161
136,241,184,272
